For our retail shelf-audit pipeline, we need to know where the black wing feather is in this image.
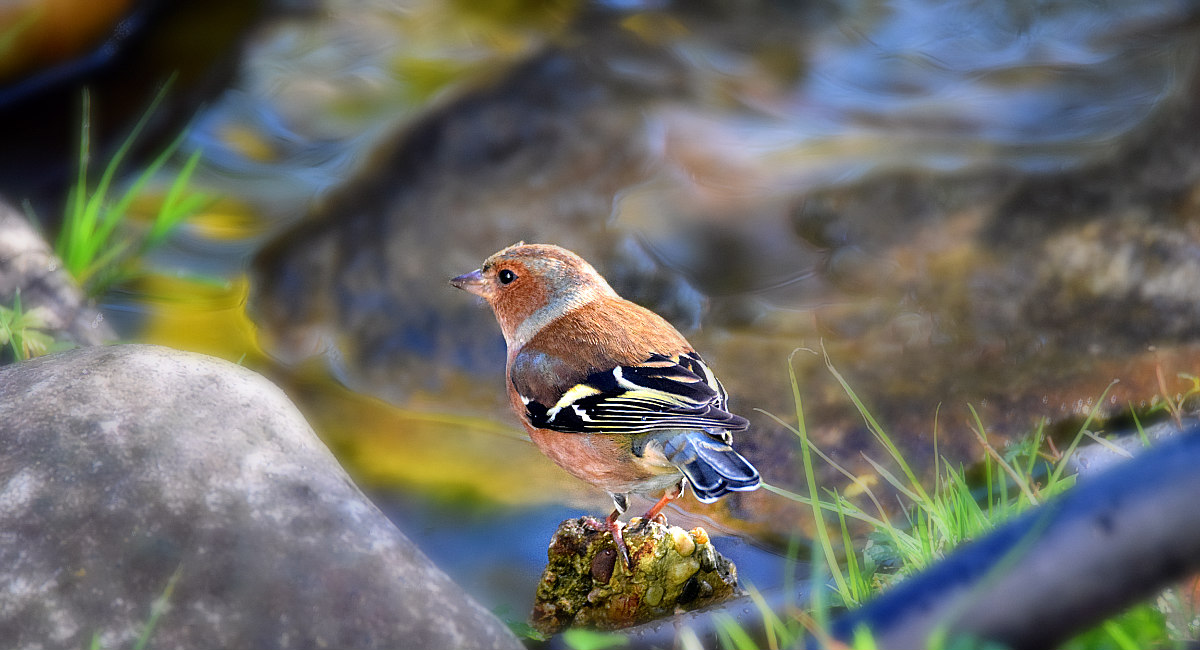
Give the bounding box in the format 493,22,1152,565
522,352,748,435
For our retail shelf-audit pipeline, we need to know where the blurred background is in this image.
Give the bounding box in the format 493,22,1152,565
4,0,1200,622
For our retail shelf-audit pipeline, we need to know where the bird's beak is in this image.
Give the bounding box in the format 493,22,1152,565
450,269,487,297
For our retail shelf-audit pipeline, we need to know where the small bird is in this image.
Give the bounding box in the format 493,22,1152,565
451,243,761,565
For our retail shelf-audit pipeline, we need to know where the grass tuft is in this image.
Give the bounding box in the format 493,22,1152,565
56,78,209,297
725,348,1186,649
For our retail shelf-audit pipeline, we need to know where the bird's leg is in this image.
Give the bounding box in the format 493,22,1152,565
604,507,632,570
642,479,685,525
585,493,632,569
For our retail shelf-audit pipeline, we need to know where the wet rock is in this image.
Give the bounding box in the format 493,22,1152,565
0,198,114,362
250,27,697,404
0,344,523,650
531,517,738,635
245,2,1200,542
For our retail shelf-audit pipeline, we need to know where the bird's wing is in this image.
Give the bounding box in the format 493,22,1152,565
514,351,749,435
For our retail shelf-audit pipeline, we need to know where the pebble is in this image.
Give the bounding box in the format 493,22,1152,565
667,558,700,586
670,527,695,557
644,585,664,607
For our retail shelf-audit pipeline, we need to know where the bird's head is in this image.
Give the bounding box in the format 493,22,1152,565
451,243,618,347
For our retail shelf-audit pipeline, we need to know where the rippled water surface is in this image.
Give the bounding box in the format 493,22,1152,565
12,0,1200,621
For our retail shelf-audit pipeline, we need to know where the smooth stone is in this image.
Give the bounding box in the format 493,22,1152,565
0,344,523,650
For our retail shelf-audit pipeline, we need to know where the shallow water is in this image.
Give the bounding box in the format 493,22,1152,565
16,0,1200,628
378,494,798,619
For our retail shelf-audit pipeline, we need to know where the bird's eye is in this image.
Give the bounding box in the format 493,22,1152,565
498,269,517,285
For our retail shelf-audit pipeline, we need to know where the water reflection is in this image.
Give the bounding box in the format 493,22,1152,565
802,0,1177,155
183,0,1196,228
27,0,1200,630
378,495,796,617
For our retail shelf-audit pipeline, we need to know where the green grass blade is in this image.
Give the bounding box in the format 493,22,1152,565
1047,380,1119,486
91,76,175,222
852,624,879,650
146,147,206,249
788,350,853,602
72,85,174,280
860,454,923,504
55,71,212,296
807,550,830,632
78,237,134,286
1129,407,1150,447
110,124,186,223
561,629,629,650
714,613,758,650
834,494,867,603
759,410,893,527
0,304,16,361
746,585,785,650
133,564,182,650
8,291,28,362
1019,419,1046,480
762,482,887,528
1101,619,1140,650
60,89,93,275
943,466,989,537
783,535,801,613
822,346,932,505
1080,429,1133,459
967,405,1038,506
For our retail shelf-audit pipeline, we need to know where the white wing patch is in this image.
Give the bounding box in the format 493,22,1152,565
525,352,748,434
545,383,602,420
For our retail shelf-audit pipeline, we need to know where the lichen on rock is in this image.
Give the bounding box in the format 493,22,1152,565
531,516,739,635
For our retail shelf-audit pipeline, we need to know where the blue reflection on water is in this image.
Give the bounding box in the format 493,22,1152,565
375,491,797,616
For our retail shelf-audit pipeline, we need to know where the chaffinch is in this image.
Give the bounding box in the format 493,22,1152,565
451,243,761,566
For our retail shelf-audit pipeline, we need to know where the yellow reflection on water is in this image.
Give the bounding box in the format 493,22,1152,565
299,382,604,507
216,124,281,164
133,269,601,507
137,273,263,365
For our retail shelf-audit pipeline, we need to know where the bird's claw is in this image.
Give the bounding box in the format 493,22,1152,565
582,514,633,573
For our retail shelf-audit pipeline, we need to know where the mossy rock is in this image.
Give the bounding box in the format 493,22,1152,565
531,516,739,634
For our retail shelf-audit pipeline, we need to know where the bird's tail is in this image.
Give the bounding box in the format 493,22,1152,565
664,432,761,503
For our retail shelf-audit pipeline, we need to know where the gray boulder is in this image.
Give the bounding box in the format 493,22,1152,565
0,344,524,650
